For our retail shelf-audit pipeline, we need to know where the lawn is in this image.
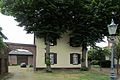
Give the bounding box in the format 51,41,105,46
34,68,109,80
1,66,110,80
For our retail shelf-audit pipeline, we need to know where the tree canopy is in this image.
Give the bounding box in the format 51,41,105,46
1,0,120,46
1,0,120,68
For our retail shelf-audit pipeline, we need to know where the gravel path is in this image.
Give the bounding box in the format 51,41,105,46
2,66,36,80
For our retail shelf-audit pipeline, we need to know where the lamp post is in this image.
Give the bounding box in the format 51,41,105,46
107,18,118,80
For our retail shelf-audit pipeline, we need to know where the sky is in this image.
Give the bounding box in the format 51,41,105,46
0,13,108,47
0,13,34,44
96,36,108,47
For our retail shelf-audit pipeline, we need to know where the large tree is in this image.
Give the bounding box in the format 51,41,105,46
0,0,69,72
66,0,104,68
68,0,120,68
1,0,120,70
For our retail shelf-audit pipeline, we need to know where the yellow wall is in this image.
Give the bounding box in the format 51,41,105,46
35,34,82,68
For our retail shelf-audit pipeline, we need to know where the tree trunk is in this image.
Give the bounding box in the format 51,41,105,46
116,59,119,75
81,44,87,68
45,37,52,72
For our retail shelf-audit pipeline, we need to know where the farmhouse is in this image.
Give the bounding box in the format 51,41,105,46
35,34,87,69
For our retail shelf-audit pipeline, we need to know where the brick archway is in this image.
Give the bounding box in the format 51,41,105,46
6,42,36,70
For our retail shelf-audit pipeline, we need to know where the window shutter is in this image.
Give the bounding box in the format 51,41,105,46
54,53,57,64
70,54,73,64
78,54,81,64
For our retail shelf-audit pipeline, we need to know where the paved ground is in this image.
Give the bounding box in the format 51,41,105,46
118,76,120,80
2,66,35,80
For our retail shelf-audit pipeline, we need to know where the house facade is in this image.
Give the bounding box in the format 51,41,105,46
35,34,85,69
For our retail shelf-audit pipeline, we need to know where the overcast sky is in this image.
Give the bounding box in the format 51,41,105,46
0,13,108,47
0,13,34,44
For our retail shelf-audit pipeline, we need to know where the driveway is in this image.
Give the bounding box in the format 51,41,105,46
2,66,36,80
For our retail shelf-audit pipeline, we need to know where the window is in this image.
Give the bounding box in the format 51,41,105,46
70,53,81,65
50,54,54,65
69,37,80,47
73,54,78,64
45,53,57,65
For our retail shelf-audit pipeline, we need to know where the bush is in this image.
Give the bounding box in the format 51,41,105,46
91,60,99,65
80,67,89,71
29,64,33,67
99,60,111,68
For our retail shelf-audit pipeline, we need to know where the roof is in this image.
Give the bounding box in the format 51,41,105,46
9,49,33,55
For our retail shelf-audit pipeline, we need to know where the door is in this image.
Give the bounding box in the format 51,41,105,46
17,56,28,65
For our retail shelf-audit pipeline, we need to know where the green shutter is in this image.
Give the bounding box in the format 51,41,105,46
78,54,81,64
54,53,57,64
70,54,73,64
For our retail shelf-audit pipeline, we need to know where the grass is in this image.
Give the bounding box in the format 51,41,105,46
0,66,110,80
91,65,100,68
34,68,109,80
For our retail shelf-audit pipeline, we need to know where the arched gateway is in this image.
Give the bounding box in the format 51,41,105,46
6,42,36,70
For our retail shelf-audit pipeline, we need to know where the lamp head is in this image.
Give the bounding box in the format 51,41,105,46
107,19,118,35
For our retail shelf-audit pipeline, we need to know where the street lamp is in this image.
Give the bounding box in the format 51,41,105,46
107,18,118,80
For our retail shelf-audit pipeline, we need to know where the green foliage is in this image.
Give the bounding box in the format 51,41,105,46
114,36,120,75
1,0,120,69
1,0,120,45
29,64,33,67
68,0,120,47
80,67,89,71
100,60,111,68
0,0,68,71
0,27,7,52
0,37,6,52
1,0,68,42
88,47,110,61
91,60,99,65
114,36,120,59
45,58,51,65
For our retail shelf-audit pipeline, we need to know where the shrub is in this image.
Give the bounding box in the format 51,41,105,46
29,64,33,67
80,67,89,71
91,60,99,65
99,60,111,68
